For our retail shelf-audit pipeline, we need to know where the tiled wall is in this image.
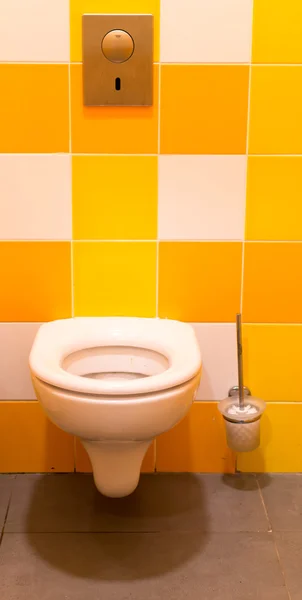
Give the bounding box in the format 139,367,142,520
1,0,302,474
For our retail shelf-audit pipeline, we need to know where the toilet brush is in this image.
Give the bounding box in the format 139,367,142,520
218,314,266,452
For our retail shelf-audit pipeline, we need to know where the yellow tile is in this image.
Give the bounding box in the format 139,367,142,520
246,157,302,241
0,65,69,153
252,0,302,64
243,325,302,402
0,242,71,322
156,403,235,473
70,0,160,62
158,242,242,322
73,156,158,240
243,243,302,323
75,439,155,472
0,402,74,472
237,403,302,472
249,66,302,154
71,64,158,153
73,242,156,317
160,66,249,154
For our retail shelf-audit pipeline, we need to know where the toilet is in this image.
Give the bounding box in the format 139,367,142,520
30,317,202,497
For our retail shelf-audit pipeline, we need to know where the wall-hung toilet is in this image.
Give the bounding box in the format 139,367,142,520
30,317,202,497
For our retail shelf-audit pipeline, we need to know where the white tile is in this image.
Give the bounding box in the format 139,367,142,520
160,0,253,63
0,155,71,240
0,324,41,400
0,0,69,61
192,323,237,401
158,155,246,240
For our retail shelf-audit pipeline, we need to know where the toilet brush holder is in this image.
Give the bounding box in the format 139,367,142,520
219,394,266,452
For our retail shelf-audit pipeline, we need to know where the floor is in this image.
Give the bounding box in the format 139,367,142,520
0,474,302,599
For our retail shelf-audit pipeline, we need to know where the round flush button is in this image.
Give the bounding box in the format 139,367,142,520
101,29,134,63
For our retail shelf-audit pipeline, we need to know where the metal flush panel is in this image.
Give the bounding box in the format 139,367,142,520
82,14,153,107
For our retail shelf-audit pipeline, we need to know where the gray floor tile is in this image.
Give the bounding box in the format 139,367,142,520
5,473,268,533
0,532,288,600
275,532,302,600
258,474,302,531
0,476,15,531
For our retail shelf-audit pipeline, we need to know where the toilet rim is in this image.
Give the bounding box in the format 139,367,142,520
29,317,202,397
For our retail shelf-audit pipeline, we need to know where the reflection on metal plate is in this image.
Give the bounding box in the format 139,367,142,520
82,14,153,106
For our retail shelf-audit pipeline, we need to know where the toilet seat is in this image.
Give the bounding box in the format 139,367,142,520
30,317,201,397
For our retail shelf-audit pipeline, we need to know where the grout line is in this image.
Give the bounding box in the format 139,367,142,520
0,239,72,243
244,240,302,243
2,530,165,535
155,63,161,319
0,480,15,546
70,240,74,317
73,437,77,473
256,477,272,532
2,153,302,158
0,153,158,157
160,62,250,66
68,63,72,155
249,154,302,157
273,534,293,600
2,239,302,243
69,60,75,319
2,321,302,327
240,60,252,313
72,153,158,157
0,61,70,64
1,61,302,67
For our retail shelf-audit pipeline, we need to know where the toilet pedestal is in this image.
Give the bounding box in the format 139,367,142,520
81,439,152,497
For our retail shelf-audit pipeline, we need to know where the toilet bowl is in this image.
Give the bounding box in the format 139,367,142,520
30,317,202,497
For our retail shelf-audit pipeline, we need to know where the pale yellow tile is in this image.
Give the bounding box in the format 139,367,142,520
246,157,302,241
252,0,302,64
249,66,302,154
73,156,157,240
243,325,302,402
73,242,156,317
237,404,302,472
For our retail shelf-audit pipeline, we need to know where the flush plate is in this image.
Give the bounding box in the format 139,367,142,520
82,14,153,107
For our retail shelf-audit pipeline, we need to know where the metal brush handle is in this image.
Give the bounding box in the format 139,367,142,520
236,314,244,409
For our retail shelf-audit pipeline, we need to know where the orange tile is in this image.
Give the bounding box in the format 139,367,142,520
252,0,302,64
70,0,160,62
0,242,71,322
243,243,302,323
73,242,156,317
75,439,155,473
158,242,242,322
156,403,235,473
0,65,69,153
249,66,302,155
160,65,249,154
75,439,92,472
72,156,158,240
0,402,74,472
246,157,302,241
71,64,158,154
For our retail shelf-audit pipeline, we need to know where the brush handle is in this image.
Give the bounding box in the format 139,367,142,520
236,314,244,409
